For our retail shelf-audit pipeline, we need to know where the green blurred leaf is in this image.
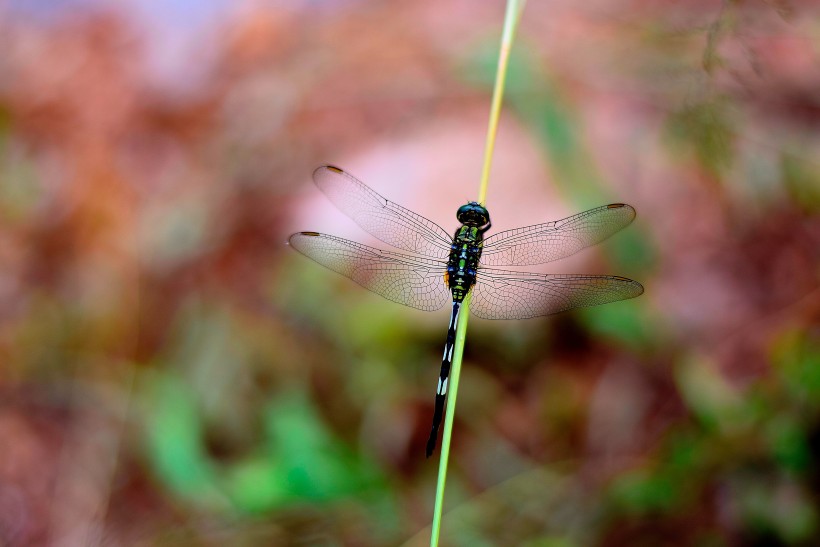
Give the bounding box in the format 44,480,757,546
665,431,704,473
609,469,679,514
773,328,820,404
729,474,817,543
782,150,820,213
664,98,736,177
226,457,288,512
764,414,811,474
0,137,44,222
579,301,651,351
512,83,602,205
144,374,224,506
263,391,389,503
605,228,655,274
675,355,748,432
143,372,393,515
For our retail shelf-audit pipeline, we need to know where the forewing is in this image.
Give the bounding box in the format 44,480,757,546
288,232,450,312
481,204,636,266
313,165,452,259
471,267,643,320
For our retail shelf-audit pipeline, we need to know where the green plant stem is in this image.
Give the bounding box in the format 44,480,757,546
477,0,527,205
430,293,471,545
430,1,526,546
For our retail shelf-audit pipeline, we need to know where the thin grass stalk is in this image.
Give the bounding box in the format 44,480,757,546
429,1,526,545
429,293,471,545
477,0,527,206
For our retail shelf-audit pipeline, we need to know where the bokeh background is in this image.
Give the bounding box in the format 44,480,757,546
0,0,818,545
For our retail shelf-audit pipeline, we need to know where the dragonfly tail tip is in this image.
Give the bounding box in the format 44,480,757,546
425,436,437,458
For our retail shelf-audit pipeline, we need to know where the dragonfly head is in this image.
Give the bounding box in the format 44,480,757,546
456,202,491,229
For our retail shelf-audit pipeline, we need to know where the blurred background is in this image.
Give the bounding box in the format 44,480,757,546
0,0,818,545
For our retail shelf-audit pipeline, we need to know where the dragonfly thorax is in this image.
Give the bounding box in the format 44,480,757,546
456,202,491,230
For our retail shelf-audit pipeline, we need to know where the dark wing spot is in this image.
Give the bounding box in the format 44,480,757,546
326,165,344,174
301,231,321,237
607,203,626,209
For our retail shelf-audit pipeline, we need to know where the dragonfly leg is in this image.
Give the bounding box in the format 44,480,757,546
426,301,461,458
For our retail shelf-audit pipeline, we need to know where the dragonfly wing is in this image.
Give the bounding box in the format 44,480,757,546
313,165,452,259
480,204,636,266
288,232,450,312
470,267,643,320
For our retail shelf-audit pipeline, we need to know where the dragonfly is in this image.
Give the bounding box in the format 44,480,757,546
288,165,644,457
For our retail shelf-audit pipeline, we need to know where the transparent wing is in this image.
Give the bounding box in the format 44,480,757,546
288,232,450,312
471,267,644,320
313,165,452,259
480,204,636,266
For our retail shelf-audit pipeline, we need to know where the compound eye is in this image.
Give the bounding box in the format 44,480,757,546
456,203,477,222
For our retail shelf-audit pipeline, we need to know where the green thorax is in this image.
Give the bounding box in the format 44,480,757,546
446,226,485,300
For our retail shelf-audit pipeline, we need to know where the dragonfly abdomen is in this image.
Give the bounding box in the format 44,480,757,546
426,300,461,457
